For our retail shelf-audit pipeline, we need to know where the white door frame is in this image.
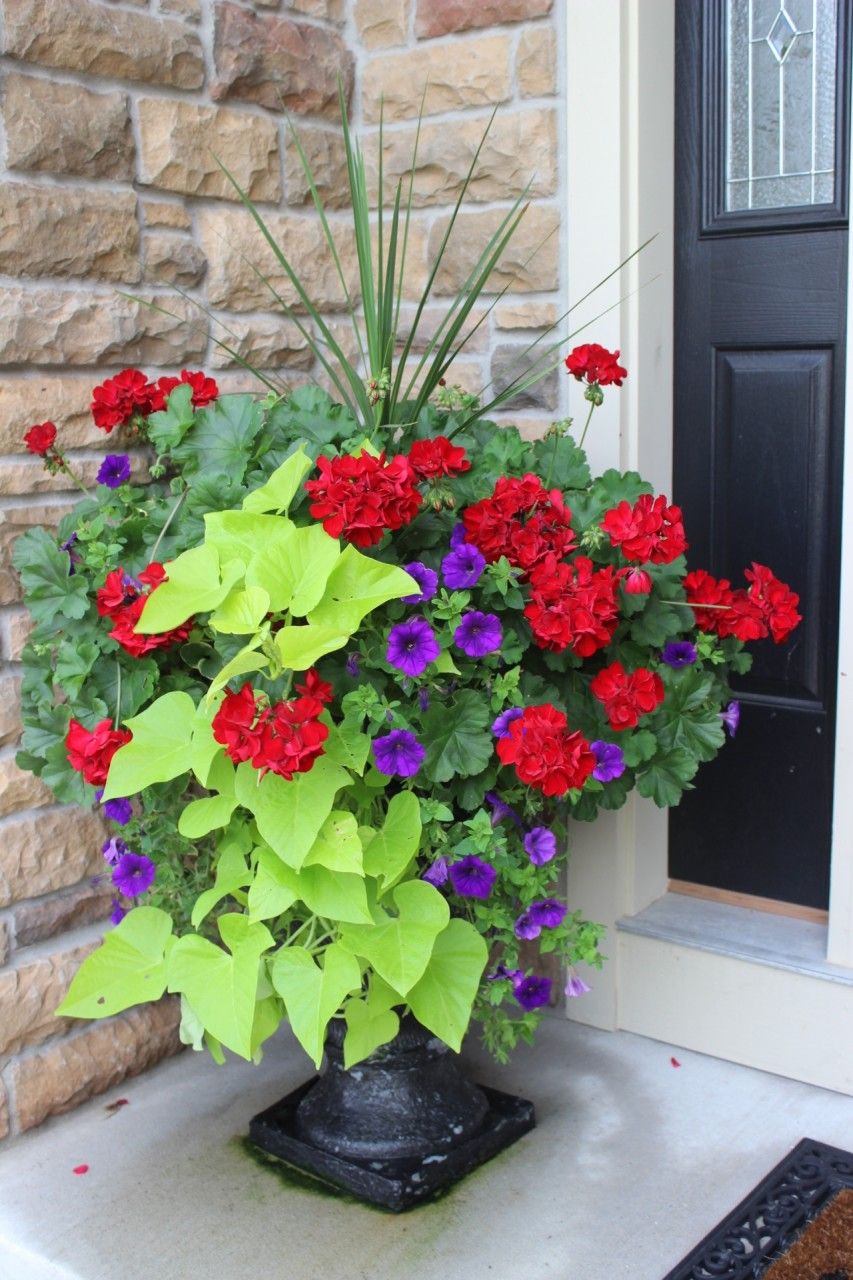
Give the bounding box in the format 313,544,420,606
562,0,853,1087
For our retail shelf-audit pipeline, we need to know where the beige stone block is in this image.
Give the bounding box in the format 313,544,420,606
363,35,512,122
3,0,204,89
137,98,281,202
3,75,134,180
0,377,132,453
517,25,557,97
368,109,558,206
370,214,430,299
0,186,140,284
0,678,23,748
0,756,53,818
494,300,559,330
13,999,183,1132
0,809,106,907
142,200,193,231
0,922,9,967
491,342,559,410
290,0,345,18
0,455,148,497
14,885,113,950
284,127,349,209
212,2,353,117
209,317,312,370
0,1081,8,1140
415,0,552,38
159,0,202,18
0,290,207,367
199,207,360,312
0,940,97,1058
394,303,491,355
143,233,207,287
4,609,33,660
355,0,410,49
429,205,560,295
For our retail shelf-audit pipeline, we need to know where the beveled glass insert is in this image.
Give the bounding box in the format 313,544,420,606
725,0,838,210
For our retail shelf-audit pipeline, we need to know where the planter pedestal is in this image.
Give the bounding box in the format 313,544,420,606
249,1018,535,1210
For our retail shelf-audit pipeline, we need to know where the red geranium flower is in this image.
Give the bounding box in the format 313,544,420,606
24,422,57,456
98,562,192,655
602,494,688,564
305,451,423,548
590,661,665,731
91,369,155,433
212,684,266,765
149,370,220,413
408,436,471,481
496,703,596,797
745,563,802,644
462,475,576,575
683,569,734,632
66,718,132,787
524,555,620,656
684,565,801,645
620,567,653,594
564,343,627,387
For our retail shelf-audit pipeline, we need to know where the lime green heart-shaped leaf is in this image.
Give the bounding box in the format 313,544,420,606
407,918,488,1052
338,879,449,995
102,690,196,800
242,449,313,515
270,943,362,1068
57,906,173,1018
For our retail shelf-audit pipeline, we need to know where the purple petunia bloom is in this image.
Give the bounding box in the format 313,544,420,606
386,618,440,677
513,974,552,1012
442,543,486,590
720,700,740,738
101,836,128,866
422,856,449,887
486,790,524,829
401,561,439,604
514,911,541,941
103,797,133,825
345,652,360,678
565,972,592,999
492,706,524,738
448,855,497,900
662,640,698,669
454,611,502,658
373,729,425,777
528,898,567,930
61,531,81,575
489,963,523,983
450,524,468,550
112,852,156,898
110,898,127,926
97,454,132,489
524,826,557,866
591,740,626,783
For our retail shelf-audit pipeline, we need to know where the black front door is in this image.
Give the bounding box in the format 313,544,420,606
670,0,850,908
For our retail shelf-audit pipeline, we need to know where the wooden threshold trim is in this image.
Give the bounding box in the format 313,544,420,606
667,879,829,925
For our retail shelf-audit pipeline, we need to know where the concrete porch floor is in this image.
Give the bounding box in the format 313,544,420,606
0,1019,850,1280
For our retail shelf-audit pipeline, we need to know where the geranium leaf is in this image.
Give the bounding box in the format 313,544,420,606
102,690,196,800
146,383,195,453
56,907,173,1018
12,528,89,625
420,689,492,783
636,748,699,807
173,394,263,476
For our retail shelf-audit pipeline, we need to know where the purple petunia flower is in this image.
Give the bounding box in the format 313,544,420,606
489,963,523,983
111,852,156,898
492,706,523,738
565,972,592,999
662,640,697,669
373,729,425,777
422,856,449,887
448,855,497,900
528,898,567,930
512,974,552,1012
386,618,440,677
720,700,740,738
454,611,502,658
110,898,127,926
591,740,626,783
442,543,486,590
514,911,541,941
450,524,468,550
101,837,128,866
401,562,439,605
345,652,360,678
103,797,133,825
524,826,557,866
97,454,132,489
486,790,524,829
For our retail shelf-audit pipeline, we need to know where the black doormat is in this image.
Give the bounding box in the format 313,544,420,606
663,1139,853,1280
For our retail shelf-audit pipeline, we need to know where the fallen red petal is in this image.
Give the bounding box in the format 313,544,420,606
72,1164,89,1175
104,1097,129,1114
670,1056,681,1068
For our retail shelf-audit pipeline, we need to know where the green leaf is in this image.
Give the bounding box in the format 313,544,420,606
421,690,493,783
343,991,400,1069
339,879,449,995
407,918,487,1052
190,840,251,927
189,702,224,786
621,730,657,768
207,641,269,699
203,510,283,568
302,810,364,874
636,748,699,807
179,793,239,840
308,546,420,632
174,394,263,476
275,623,351,671
242,449,313,514
362,791,421,892
56,907,173,1018
531,435,591,490
628,596,685,648
208,584,270,635
167,914,274,1061
102,691,196,800
270,862,373,924
270,943,362,1068
12,527,89,625
247,845,299,923
267,386,359,446
137,543,240,632
146,383,195,453
322,720,371,775
91,659,158,723
54,641,99,699
234,756,351,868
246,524,341,616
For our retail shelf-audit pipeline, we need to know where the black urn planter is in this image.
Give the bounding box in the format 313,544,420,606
249,1017,535,1210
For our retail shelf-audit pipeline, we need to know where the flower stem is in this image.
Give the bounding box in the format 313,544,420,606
56,455,94,497
113,661,122,729
149,488,187,564
578,402,596,450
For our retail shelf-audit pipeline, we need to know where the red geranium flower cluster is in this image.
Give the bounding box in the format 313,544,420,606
66,718,132,786
496,703,596,797
462,474,576,575
24,422,58,457
212,670,333,780
590,661,665,730
407,436,471,481
97,563,193,657
91,368,219,432
602,494,688,564
684,563,801,645
524,555,620,656
305,450,423,548
564,343,627,387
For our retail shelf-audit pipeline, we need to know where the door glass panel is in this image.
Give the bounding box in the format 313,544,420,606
725,0,838,211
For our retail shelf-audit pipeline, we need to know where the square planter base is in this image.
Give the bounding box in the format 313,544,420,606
249,1078,536,1212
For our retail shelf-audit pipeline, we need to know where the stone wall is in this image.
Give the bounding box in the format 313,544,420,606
0,0,565,1140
